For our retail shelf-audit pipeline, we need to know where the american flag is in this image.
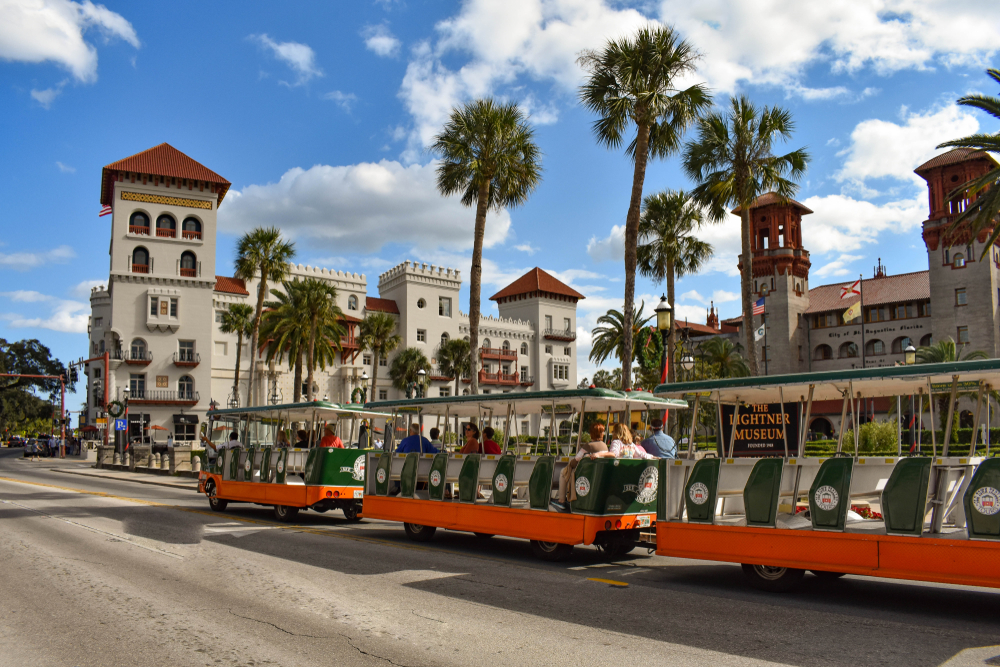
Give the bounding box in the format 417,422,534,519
752,297,765,316
99,205,112,217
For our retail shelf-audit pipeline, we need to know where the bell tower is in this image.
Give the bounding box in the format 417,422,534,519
734,193,813,374
915,149,1000,356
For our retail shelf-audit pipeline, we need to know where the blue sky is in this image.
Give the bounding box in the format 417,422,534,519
1,0,999,404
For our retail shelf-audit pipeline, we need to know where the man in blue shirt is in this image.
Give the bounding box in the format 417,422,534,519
395,423,437,454
641,419,676,458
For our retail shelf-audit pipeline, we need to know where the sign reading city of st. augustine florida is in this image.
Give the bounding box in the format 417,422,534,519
720,403,800,457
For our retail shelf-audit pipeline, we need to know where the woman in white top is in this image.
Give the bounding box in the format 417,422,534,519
590,422,656,460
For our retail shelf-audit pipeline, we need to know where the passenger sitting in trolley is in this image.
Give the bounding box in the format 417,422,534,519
590,423,656,460
553,422,609,512
459,423,481,454
320,424,344,449
295,429,310,448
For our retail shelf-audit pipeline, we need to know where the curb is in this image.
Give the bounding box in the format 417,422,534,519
50,468,200,492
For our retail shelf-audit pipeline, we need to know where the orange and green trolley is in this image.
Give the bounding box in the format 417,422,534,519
361,388,687,560
198,400,391,522
653,359,1000,591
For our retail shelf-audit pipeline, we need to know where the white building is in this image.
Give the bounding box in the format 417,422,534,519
84,144,583,442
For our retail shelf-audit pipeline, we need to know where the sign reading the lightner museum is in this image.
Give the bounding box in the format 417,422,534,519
720,403,799,457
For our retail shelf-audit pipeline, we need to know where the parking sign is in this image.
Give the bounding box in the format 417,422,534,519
114,419,127,431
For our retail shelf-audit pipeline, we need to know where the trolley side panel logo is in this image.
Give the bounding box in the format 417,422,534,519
688,482,709,505
972,486,1000,515
494,474,509,493
340,455,366,481
575,476,591,497
814,485,839,512
429,470,442,487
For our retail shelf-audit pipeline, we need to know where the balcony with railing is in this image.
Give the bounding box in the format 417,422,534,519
180,267,197,277
131,263,149,274
479,370,520,386
519,374,535,386
480,346,518,361
543,328,576,341
181,229,202,240
119,388,199,406
119,349,153,365
156,226,176,239
173,351,200,367
129,225,150,236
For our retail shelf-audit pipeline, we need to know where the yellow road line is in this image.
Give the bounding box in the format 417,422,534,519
586,577,629,587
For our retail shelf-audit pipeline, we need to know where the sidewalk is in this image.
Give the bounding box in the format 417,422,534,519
49,464,201,491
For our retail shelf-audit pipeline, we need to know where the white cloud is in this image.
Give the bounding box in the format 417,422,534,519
586,224,624,263
835,103,980,193
55,160,75,173
250,34,322,86
0,290,53,303
362,24,401,57
219,160,512,254
1,299,89,333
802,193,927,254
323,90,357,111
71,279,104,297
680,289,704,302
679,288,740,306
813,254,865,278
0,245,75,270
514,243,538,255
0,0,139,83
31,80,66,108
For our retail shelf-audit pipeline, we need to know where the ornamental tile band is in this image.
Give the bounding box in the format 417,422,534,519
120,191,212,210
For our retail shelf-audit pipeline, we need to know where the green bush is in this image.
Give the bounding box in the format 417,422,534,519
843,420,898,454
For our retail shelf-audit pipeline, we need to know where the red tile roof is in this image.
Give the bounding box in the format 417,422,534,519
732,192,813,215
101,143,231,206
214,276,249,296
338,313,363,324
490,268,585,302
914,148,998,174
804,270,929,314
366,297,399,314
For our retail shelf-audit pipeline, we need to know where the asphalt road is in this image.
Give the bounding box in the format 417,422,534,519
0,448,997,667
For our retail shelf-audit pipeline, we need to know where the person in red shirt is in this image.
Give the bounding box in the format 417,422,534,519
319,425,344,448
481,426,502,455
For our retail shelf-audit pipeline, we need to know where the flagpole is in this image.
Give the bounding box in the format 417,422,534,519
763,310,768,376
859,273,866,369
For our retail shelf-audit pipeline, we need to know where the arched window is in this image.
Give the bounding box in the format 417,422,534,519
181,217,202,240
180,251,197,277
520,342,528,356
347,295,358,311
920,333,932,347
129,212,149,235
813,344,832,361
953,253,966,268
482,338,491,350
130,338,147,360
178,375,194,400
502,340,510,351
440,332,449,345
866,339,885,356
132,247,149,273
839,342,858,358
156,214,176,238
891,336,912,354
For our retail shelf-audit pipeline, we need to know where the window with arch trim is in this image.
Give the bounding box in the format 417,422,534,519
180,251,197,277
178,375,194,400
866,339,886,356
920,333,932,347
156,214,176,238
813,344,833,361
482,338,491,349
502,340,510,351
520,342,528,356
130,338,147,361
132,247,150,273
838,342,858,358
347,295,358,310
129,212,150,235
891,336,912,354
181,217,202,240
440,332,449,345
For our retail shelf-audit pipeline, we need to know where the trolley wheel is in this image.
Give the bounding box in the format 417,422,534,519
273,505,299,522
403,523,437,542
530,540,574,562
600,539,636,560
205,480,228,512
473,533,495,539
811,570,847,580
343,503,362,522
741,563,805,592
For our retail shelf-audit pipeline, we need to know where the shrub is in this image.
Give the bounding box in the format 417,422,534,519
843,420,898,454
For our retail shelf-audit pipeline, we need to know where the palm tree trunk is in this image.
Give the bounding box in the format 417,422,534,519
622,121,652,390
293,351,303,403
667,260,676,384
233,333,243,404
306,320,317,401
469,180,490,395
246,270,268,407
739,208,759,375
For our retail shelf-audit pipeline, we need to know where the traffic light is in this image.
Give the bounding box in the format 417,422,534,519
69,367,79,383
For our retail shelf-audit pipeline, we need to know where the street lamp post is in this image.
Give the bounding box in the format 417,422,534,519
654,295,673,385
680,353,695,381
417,369,426,399
905,343,917,449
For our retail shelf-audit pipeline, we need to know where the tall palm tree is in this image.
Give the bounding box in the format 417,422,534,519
292,279,344,402
432,98,542,395
389,347,431,398
578,24,711,390
683,96,809,375
938,68,1000,254
234,227,296,406
359,312,401,401
698,337,750,379
589,303,653,367
637,189,713,382
437,337,472,398
218,303,254,406
260,281,309,403
917,337,989,430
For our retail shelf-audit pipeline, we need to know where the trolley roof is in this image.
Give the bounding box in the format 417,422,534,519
365,387,687,417
208,400,393,421
654,358,1000,403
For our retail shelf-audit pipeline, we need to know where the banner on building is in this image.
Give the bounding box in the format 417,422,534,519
842,301,861,323
720,403,799,457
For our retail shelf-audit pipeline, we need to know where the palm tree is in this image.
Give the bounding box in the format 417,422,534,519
432,98,542,395
638,189,713,382
260,281,308,402
937,68,1000,254
437,337,472,398
218,303,254,406
359,312,401,401
683,96,809,375
698,337,750,379
589,303,653,367
389,347,431,398
578,24,711,390
917,337,989,431
591,368,622,390
292,279,344,402
234,227,296,406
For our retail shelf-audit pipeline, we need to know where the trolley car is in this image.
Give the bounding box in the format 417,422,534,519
198,400,389,521
361,388,686,561
653,359,1000,591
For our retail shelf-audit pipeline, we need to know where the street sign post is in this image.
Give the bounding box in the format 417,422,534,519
114,419,127,431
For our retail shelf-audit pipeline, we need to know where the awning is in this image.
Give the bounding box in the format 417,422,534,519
173,414,199,425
